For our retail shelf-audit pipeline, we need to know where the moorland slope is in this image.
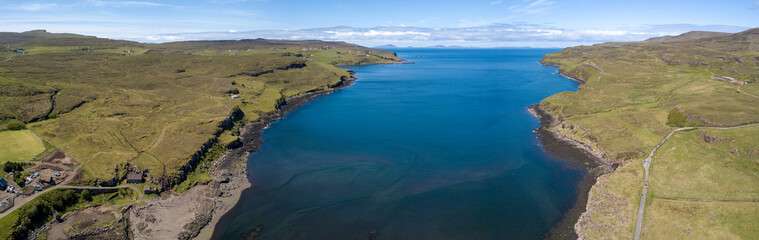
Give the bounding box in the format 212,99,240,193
539,28,759,239
0,30,401,188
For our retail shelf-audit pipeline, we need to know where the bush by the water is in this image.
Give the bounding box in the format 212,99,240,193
666,109,689,127
6,121,26,130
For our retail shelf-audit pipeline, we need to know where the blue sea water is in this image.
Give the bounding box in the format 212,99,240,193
212,49,584,239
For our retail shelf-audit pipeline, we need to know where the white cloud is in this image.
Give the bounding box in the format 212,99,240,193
144,35,184,41
7,3,58,11
324,30,431,38
578,30,631,36
126,23,655,46
80,23,745,48
509,0,556,15
85,0,165,7
490,0,504,5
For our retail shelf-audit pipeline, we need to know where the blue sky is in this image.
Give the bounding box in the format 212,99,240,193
1,0,757,47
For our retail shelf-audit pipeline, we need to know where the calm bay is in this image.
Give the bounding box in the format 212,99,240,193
213,48,585,239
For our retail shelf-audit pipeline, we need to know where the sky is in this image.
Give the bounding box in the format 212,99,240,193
1,0,757,47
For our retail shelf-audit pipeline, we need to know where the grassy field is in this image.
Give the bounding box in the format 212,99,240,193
0,130,44,163
541,28,759,239
0,30,401,186
642,126,759,239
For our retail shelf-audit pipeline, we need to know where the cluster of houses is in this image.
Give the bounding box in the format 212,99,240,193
0,170,62,195
711,76,752,85
13,49,28,54
24,171,59,192
299,46,334,51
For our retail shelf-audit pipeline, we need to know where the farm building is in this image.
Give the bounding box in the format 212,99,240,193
126,173,143,184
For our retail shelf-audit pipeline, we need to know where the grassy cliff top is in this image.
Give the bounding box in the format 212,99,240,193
0,31,402,185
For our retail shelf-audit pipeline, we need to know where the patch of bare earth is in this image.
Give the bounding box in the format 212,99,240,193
129,152,250,240
44,205,129,240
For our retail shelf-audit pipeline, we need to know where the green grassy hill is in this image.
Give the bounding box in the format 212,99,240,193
0,31,401,186
540,28,759,239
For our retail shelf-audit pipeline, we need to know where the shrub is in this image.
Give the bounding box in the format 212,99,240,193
6,121,26,130
3,162,26,173
666,108,689,127
14,171,31,187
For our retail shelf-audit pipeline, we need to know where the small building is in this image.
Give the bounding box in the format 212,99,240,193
143,185,156,194
0,178,7,190
230,95,240,99
126,173,143,184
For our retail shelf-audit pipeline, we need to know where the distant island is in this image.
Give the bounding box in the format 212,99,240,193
0,30,402,239
536,28,759,239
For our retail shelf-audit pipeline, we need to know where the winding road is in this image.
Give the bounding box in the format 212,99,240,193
633,123,759,240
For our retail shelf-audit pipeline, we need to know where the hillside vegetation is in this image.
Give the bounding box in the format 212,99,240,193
540,28,759,239
0,30,401,187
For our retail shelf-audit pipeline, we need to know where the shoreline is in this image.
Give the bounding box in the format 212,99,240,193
538,60,587,84
198,74,360,239
533,59,615,240
128,73,360,240
335,59,414,67
529,104,614,240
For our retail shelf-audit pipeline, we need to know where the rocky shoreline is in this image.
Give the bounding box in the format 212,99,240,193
529,104,614,240
128,74,359,240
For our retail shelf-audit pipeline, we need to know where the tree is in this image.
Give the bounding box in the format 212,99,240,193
3,162,25,172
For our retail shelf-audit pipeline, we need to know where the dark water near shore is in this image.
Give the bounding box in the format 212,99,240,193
213,49,584,239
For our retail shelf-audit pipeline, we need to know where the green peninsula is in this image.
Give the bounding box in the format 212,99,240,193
539,28,759,239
